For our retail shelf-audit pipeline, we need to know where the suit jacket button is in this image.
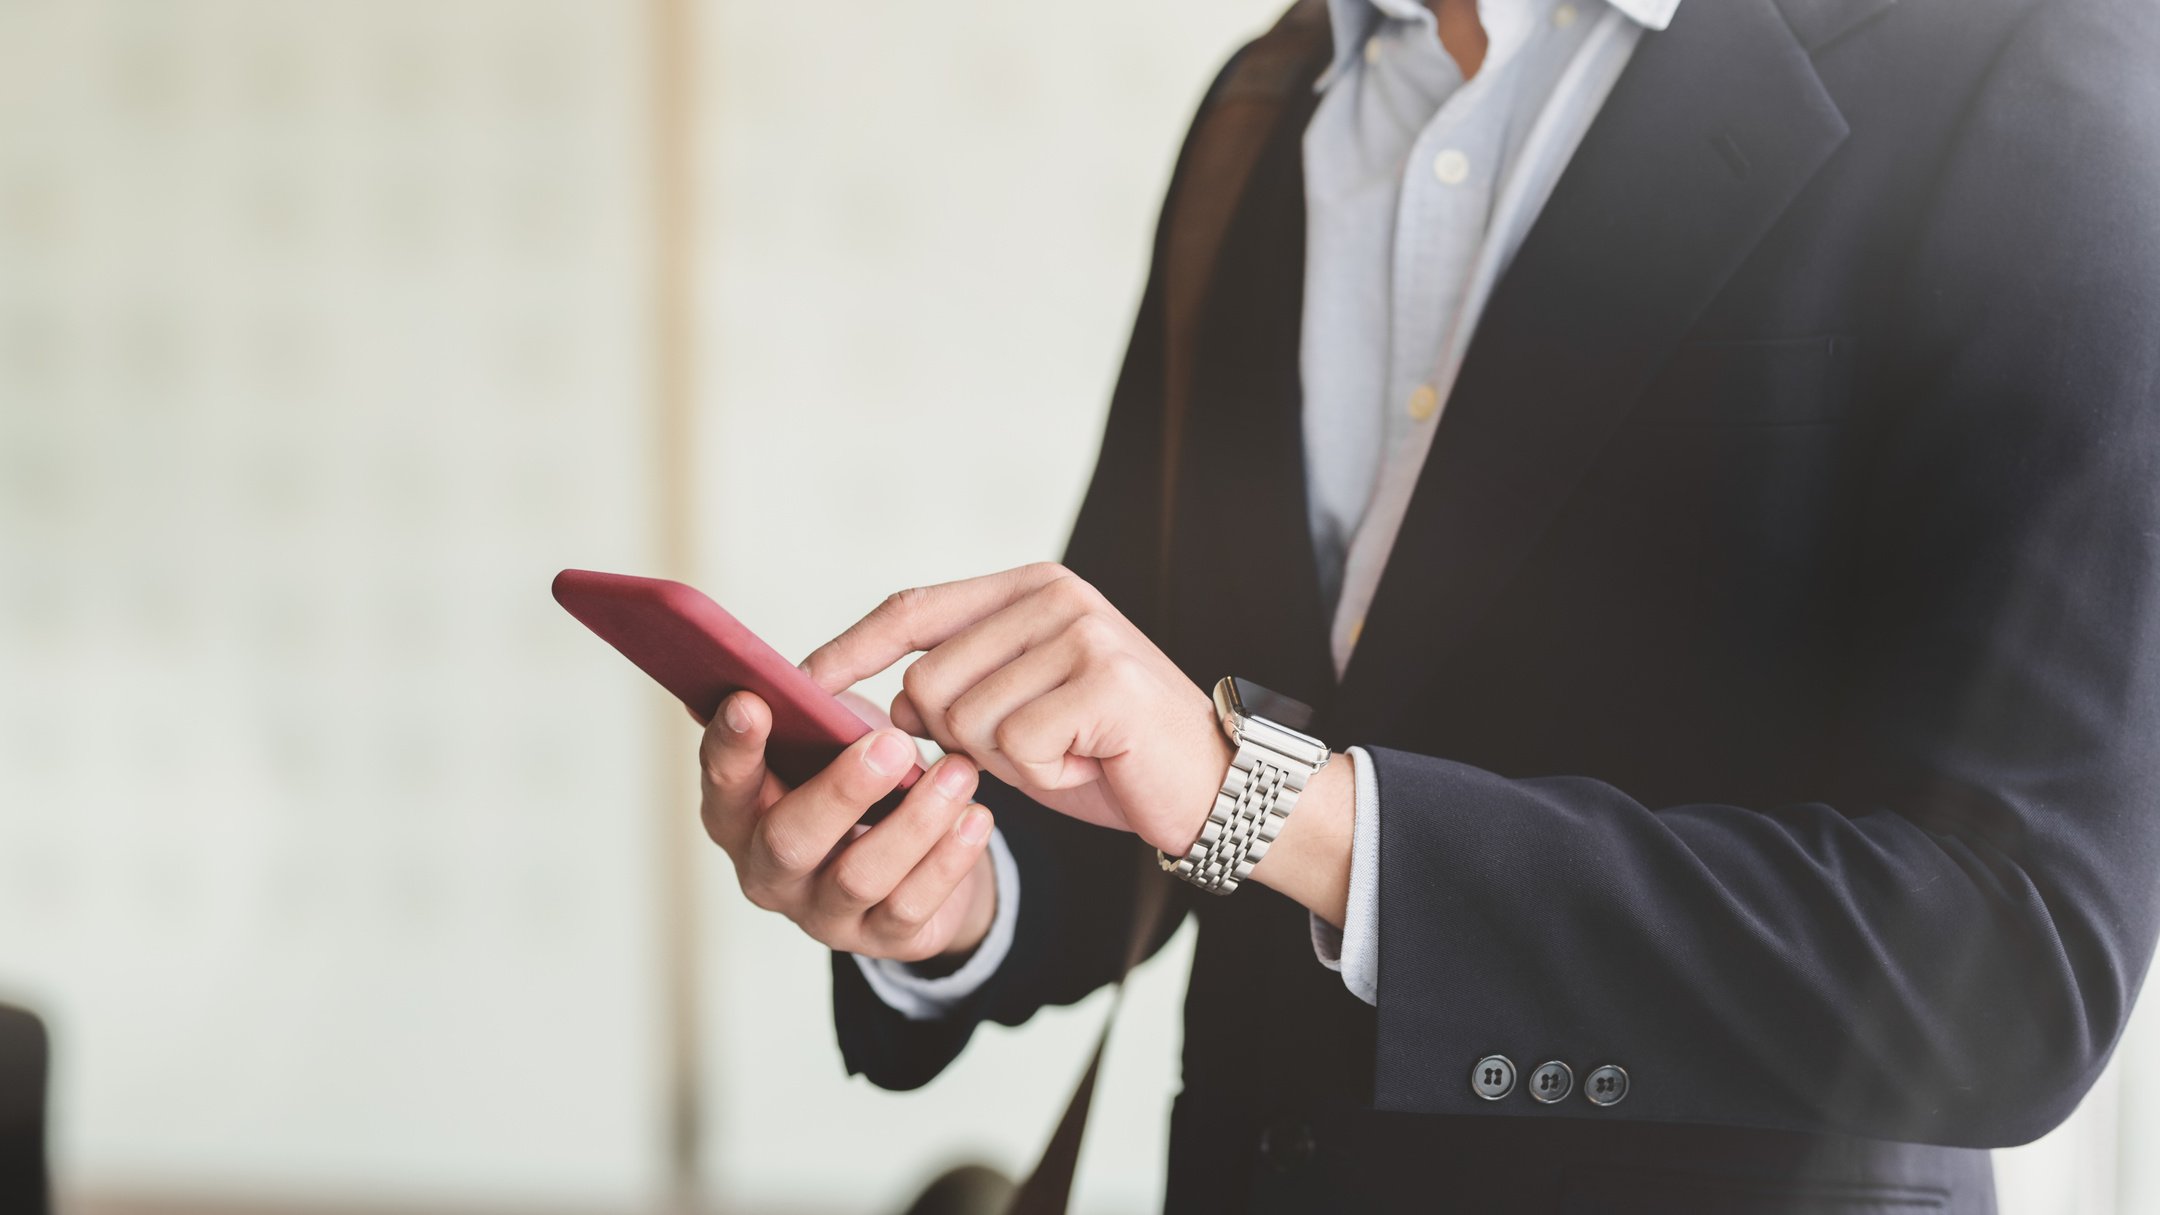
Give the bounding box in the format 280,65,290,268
1585,1064,1630,1107
1258,1118,1317,1173
1528,1060,1573,1104
1471,1054,1517,1100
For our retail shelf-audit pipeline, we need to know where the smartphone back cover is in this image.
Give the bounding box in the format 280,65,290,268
551,568,916,797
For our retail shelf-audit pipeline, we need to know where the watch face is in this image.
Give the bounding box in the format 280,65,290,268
1227,677,1316,733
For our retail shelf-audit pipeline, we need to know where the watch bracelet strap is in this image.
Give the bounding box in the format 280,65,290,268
1164,747,1302,894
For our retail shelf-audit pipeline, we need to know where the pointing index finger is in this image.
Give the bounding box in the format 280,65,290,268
800,562,1074,693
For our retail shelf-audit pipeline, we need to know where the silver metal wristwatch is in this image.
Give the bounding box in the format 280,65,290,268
1157,676,1331,895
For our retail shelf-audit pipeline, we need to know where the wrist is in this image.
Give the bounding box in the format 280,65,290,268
1249,750,1354,926
1155,677,1332,895
1152,733,1239,856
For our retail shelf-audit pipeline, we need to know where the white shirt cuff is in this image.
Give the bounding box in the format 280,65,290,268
852,826,1021,1021
1308,746,1379,1005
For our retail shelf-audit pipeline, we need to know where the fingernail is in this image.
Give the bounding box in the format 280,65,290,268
957,806,991,844
722,696,750,733
864,732,911,776
934,758,973,798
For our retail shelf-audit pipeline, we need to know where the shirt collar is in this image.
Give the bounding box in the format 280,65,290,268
1316,0,1683,93
1614,0,1681,30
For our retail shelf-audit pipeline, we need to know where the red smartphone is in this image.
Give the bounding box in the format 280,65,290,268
552,568,921,821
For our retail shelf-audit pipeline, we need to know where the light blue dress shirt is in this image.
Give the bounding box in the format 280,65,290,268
859,0,1678,1019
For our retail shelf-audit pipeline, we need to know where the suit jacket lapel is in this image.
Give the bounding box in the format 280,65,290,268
1331,0,1853,735
1162,73,1340,717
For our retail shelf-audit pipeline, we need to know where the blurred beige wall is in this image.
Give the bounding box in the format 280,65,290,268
0,0,665,1207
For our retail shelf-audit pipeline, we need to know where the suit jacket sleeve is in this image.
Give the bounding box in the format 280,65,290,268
1368,2,2160,1148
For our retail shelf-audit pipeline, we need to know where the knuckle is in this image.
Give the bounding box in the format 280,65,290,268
946,698,987,746
834,749,889,801
877,586,927,620
991,715,1028,757
1103,649,1150,686
882,896,930,930
758,826,815,876
829,859,879,906
900,658,943,712
1067,611,1121,652
738,875,781,913
1049,568,1101,608
699,761,733,799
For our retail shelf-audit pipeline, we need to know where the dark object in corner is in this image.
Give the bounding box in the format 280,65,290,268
0,1003,48,1215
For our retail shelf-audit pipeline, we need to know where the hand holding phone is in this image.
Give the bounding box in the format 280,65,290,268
553,569,1000,961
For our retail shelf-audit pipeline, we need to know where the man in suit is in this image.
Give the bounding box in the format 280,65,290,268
695,0,2160,1209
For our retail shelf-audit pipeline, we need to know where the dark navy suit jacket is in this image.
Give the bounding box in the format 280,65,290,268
833,0,2160,1210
